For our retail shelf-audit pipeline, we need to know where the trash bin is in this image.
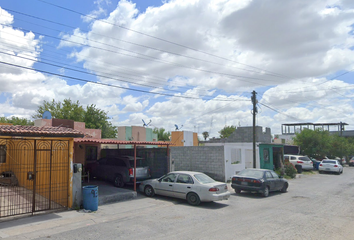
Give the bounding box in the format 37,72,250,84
82,185,98,211
295,164,302,174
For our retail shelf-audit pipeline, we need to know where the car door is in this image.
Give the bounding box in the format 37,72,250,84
270,170,282,190
154,173,177,197
173,174,195,199
265,171,276,191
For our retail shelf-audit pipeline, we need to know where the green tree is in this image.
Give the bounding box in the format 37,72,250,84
32,99,85,121
153,127,170,141
33,99,117,138
202,131,209,140
293,129,331,158
0,116,34,126
84,104,117,138
219,125,237,139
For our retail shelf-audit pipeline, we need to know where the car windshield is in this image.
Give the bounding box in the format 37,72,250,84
129,159,146,167
322,160,336,164
238,169,264,178
194,174,216,184
299,156,311,161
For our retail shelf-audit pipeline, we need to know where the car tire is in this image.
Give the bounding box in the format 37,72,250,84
235,189,241,194
280,183,288,193
114,174,125,188
187,192,201,206
144,185,155,197
262,186,270,197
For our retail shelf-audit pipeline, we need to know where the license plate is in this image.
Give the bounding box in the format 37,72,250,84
326,168,330,171
241,182,248,186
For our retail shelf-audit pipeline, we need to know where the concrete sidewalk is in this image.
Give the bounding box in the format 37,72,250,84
0,198,147,240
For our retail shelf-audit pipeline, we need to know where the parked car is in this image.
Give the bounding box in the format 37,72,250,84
139,171,231,206
231,168,288,197
284,154,313,170
318,159,343,174
86,156,151,187
349,157,354,167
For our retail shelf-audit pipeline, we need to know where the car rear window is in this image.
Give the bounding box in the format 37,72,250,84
299,156,311,161
238,169,264,178
129,159,146,167
322,160,336,164
194,174,216,184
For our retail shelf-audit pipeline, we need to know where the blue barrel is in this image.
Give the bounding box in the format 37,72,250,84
82,185,98,211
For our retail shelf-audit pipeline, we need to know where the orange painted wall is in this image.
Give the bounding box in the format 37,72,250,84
0,137,73,208
171,131,184,146
193,132,199,146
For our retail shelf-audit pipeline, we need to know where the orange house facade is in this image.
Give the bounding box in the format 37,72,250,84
0,125,84,219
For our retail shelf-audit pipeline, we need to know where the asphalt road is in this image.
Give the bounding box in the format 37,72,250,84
5,167,354,240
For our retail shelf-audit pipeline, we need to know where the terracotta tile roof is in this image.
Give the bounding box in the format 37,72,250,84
0,125,85,138
74,138,172,145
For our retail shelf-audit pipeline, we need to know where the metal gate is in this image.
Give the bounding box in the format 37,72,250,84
0,138,70,218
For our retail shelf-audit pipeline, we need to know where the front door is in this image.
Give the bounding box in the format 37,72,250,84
154,173,177,197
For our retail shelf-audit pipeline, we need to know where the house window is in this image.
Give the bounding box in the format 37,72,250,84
231,148,242,164
263,149,270,163
86,146,97,162
0,145,6,163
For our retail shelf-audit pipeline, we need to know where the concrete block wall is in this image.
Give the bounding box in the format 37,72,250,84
170,146,225,182
226,126,271,143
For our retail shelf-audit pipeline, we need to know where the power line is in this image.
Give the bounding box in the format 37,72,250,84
0,23,283,87
36,0,292,79
0,60,250,103
2,7,287,79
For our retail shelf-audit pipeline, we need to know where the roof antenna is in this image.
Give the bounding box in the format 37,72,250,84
142,119,152,127
175,124,183,131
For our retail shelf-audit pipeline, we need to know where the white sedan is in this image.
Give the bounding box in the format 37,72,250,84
319,159,343,174
139,171,231,206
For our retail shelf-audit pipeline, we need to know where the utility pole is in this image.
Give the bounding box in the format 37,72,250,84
251,90,257,168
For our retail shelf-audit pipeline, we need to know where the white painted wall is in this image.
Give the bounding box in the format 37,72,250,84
205,142,260,182
183,131,194,146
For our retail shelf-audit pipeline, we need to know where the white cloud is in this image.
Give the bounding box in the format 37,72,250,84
1,1,354,138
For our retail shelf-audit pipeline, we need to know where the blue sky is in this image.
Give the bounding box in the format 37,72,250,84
1,0,354,138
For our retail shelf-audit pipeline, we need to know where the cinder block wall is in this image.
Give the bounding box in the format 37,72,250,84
170,146,225,182
226,126,271,143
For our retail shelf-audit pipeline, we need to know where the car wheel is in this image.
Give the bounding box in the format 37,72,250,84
114,175,124,188
280,183,288,193
262,186,270,197
235,189,241,194
187,192,201,206
144,185,155,197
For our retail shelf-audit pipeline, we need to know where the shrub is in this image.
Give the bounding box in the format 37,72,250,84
284,162,297,179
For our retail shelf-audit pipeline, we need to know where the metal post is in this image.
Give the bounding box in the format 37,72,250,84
252,91,257,168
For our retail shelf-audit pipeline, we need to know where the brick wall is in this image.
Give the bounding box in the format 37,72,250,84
170,146,225,182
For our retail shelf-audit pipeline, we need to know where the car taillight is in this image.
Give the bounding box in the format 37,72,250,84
129,168,133,176
232,177,236,181
334,165,338,167
209,187,219,192
253,180,261,183
297,161,304,164
225,185,228,190
319,164,323,166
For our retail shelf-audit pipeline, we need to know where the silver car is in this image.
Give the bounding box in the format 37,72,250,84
319,159,343,174
139,171,230,206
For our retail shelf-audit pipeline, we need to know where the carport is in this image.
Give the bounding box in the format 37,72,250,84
74,138,172,191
